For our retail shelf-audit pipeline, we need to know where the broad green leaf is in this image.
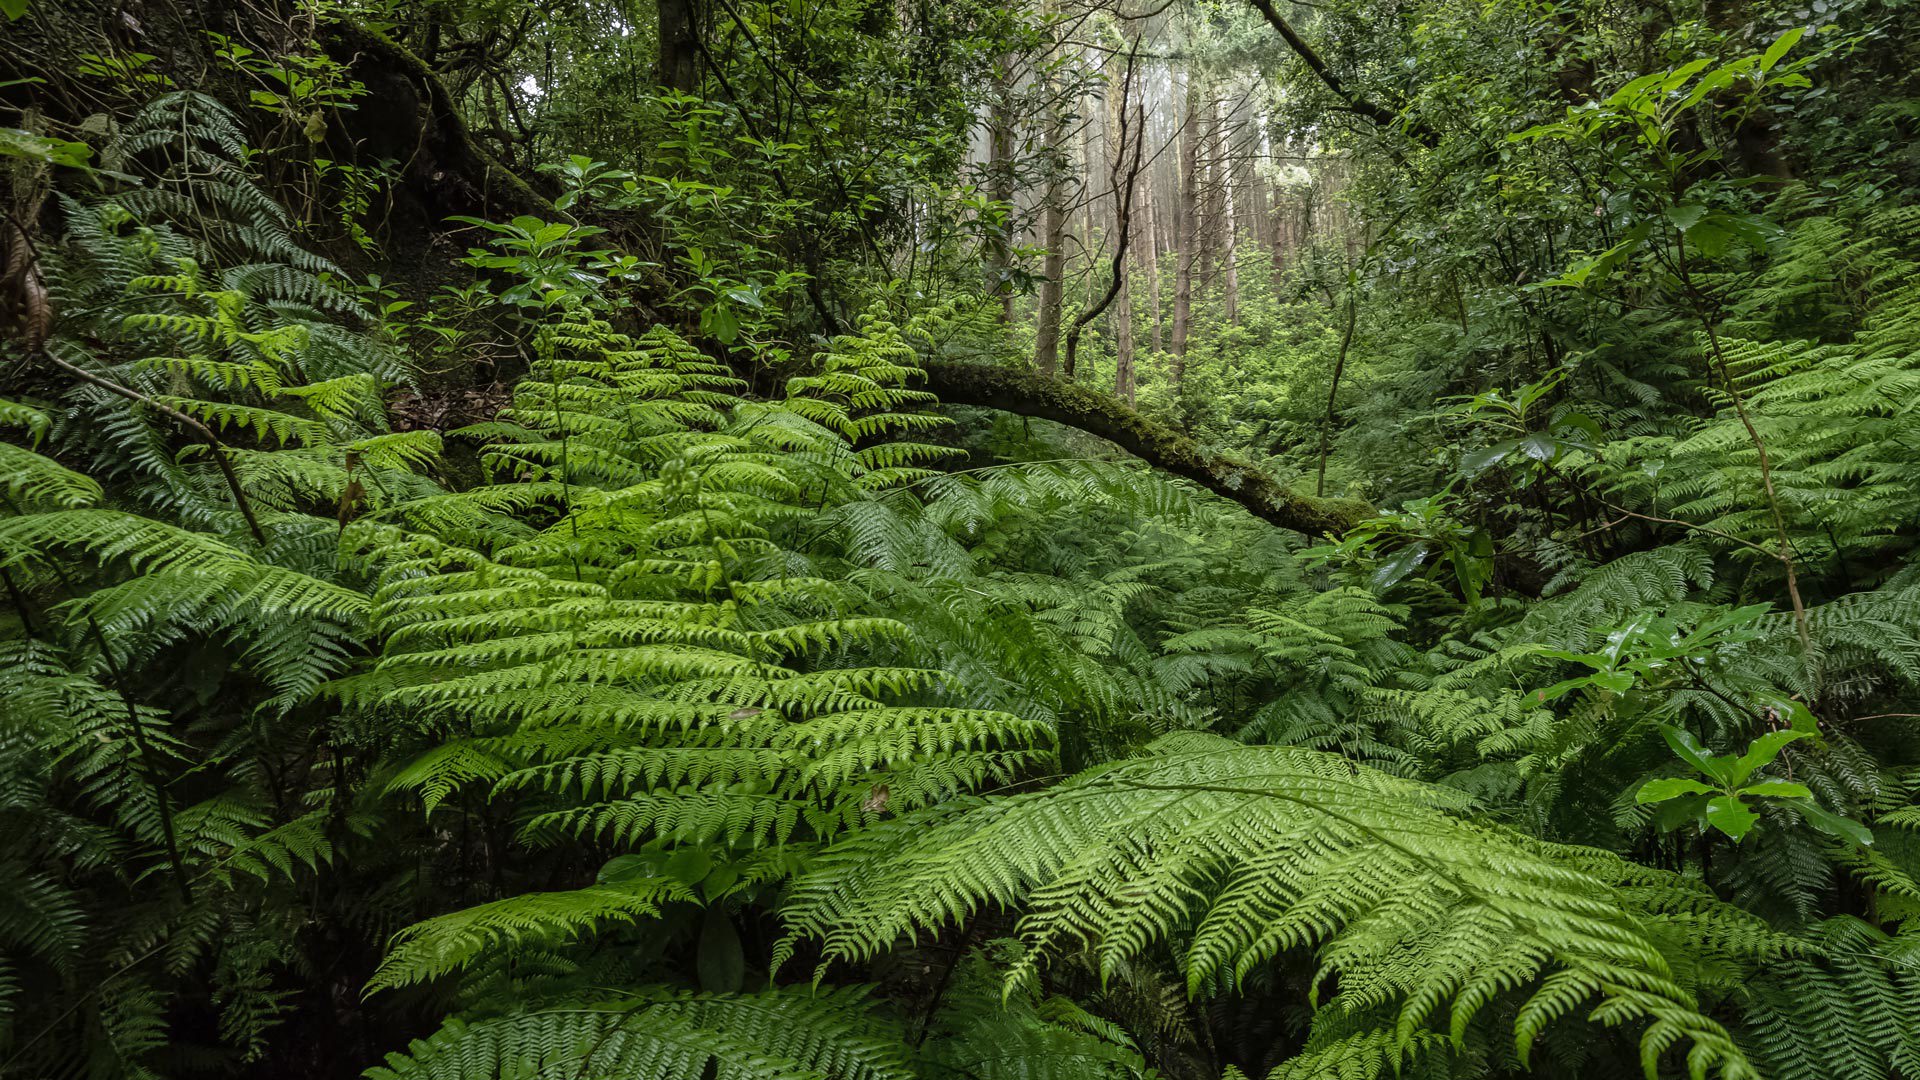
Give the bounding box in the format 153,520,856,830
1659,58,1715,94
1666,204,1707,231
1663,725,1736,785
1788,800,1873,847
1540,649,1612,668
1761,26,1808,71
1753,692,1818,732
1728,729,1813,788
1637,777,1715,804
1590,670,1634,695
1534,677,1595,704
1552,412,1603,443
1686,217,1735,258
1704,795,1760,841
0,127,92,168
1737,778,1811,799
600,852,671,884
665,846,713,886
1653,793,1714,832
1517,433,1560,463
1605,71,1666,108
701,302,741,343
1369,543,1431,592
1459,441,1516,476
1681,67,1740,109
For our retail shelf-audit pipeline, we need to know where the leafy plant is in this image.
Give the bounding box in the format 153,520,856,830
1636,722,1865,844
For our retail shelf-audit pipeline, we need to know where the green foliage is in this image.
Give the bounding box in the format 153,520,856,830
366,988,914,1080
783,732,1779,1079
11,1,1920,1076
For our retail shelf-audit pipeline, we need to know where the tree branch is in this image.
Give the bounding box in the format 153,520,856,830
919,361,1370,536
1063,43,1145,378
1241,0,1437,146
31,348,270,546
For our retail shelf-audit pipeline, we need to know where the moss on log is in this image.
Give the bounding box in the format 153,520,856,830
294,38,1366,540
920,361,1371,537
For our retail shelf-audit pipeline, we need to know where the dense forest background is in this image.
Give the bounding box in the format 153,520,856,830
4,0,1920,1075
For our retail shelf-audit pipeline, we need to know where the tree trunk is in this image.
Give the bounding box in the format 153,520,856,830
1079,90,1098,317
1142,179,1163,355
1170,72,1199,385
1033,37,1067,375
985,67,1017,323
656,0,701,93
1222,114,1240,327
1107,67,1136,403
1197,93,1219,286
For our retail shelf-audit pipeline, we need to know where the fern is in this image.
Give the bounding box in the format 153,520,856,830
366,988,914,1080
782,732,1779,1080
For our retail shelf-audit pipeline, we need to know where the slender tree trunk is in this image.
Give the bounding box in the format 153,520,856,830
986,66,1017,323
1033,25,1067,374
1316,280,1358,496
1064,46,1144,383
1142,180,1163,354
1036,195,1067,373
1222,119,1240,327
1197,93,1220,286
1170,72,1199,385
1106,65,1136,402
656,0,701,92
1079,91,1098,315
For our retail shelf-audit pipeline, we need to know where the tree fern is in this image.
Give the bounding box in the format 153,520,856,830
366,988,914,1080
782,732,1781,1079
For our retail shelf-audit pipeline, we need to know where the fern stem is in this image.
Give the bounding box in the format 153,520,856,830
29,347,269,547
1594,499,1782,562
1315,277,1358,498
539,327,584,581
1697,317,1809,648
87,625,195,905
910,921,978,1048
1,564,40,638
3,485,197,905
43,567,197,906
1674,251,1809,648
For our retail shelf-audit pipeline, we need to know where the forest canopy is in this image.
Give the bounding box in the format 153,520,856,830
2,0,1919,1076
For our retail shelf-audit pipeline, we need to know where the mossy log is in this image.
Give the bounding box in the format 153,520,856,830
297,38,1366,540
920,361,1371,537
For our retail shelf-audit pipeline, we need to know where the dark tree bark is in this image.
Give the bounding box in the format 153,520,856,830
1141,177,1163,356
1105,61,1137,402
1221,105,1241,327
1315,281,1358,496
325,26,554,224
657,0,702,93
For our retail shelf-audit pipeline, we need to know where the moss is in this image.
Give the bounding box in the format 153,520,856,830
920,361,1371,537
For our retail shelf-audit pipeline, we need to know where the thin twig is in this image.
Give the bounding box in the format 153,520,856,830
30,348,270,546
1063,41,1145,378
